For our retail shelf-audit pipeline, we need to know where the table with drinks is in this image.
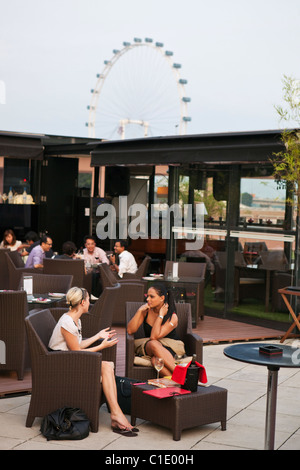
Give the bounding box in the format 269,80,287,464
27,293,66,311
23,275,66,312
131,379,227,441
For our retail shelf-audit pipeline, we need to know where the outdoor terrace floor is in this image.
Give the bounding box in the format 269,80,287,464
0,317,299,451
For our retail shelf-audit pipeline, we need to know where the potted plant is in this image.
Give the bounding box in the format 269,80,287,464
272,75,300,286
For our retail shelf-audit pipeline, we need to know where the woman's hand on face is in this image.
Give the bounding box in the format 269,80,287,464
139,303,149,313
159,303,169,317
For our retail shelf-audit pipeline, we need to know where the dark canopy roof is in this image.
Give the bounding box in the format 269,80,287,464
0,129,288,166
90,130,286,167
0,131,44,160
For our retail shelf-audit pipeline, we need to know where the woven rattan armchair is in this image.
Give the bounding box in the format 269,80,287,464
214,251,265,304
25,309,103,432
0,248,10,289
99,259,149,286
99,265,146,325
164,261,206,320
121,255,151,280
125,301,203,380
43,258,92,294
111,283,145,325
0,291,28,380
164,261,206,279
81,285,120,336
7,250,25,267
5,252,37,290
19,272,73,295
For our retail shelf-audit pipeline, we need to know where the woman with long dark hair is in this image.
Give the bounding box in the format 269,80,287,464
127,283,186,377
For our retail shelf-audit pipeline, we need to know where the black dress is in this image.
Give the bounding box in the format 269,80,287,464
143,312,179,356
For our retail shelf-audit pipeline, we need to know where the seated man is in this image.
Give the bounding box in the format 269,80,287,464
25,235,53,268
26,232,54,259
83,235,109,265
110,239,137,278
19,231,39,258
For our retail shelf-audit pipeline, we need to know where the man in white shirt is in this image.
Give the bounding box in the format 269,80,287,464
110,239,137,278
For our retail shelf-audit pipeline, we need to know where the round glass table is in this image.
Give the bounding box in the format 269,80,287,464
224,342,300,450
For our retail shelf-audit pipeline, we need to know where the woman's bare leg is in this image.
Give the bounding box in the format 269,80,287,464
101,361,133,430
145,340,176,376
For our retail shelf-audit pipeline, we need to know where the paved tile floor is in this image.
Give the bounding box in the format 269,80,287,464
1,339,300,451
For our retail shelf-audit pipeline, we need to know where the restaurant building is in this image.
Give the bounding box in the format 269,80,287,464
0,128,295,311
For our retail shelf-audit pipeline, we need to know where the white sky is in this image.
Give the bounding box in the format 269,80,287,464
0,0,300,138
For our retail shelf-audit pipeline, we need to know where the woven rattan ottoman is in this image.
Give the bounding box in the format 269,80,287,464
131,383,227,440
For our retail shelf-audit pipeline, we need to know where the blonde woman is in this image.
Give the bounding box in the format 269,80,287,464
48,287,138,437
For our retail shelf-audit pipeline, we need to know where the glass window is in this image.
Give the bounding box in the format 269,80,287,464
240,176,286,226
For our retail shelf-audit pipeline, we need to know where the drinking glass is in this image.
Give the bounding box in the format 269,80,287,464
154,357,164,380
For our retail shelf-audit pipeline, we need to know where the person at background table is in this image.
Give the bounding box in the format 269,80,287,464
127,282,184,377
48,286,138,436
56,241,81,259
0,229,22,251
19,231,39,258
83,235,109,265
110,239,137,278
26,232,54,259
25,235,53,268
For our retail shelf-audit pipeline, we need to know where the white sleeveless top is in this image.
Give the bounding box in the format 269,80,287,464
48,313,82,351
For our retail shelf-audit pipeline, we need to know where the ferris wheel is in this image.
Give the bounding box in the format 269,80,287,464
86,37,191,140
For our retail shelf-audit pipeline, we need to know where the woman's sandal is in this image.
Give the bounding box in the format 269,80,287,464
112,426,138,437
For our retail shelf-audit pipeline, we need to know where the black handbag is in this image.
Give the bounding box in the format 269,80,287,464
114,376,138,415
40,406,90,441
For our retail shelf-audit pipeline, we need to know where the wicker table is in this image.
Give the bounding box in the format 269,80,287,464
131,383,227,440
27,293,66,311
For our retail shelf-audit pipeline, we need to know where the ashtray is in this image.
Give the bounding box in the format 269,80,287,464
259,345,283,356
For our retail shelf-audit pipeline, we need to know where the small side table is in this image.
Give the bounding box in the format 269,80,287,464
131,383,227,440
224,342,300,450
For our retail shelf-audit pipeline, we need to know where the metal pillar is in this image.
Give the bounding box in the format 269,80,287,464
224,165,240,316
167,166,179,261
265,367,279,450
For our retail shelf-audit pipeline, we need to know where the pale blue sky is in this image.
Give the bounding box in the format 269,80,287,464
0,0,300,139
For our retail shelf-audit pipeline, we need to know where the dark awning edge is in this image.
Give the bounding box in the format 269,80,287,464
90,130,287,167
0,135,44,160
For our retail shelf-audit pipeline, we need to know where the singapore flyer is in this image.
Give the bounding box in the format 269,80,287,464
86,37,191,140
